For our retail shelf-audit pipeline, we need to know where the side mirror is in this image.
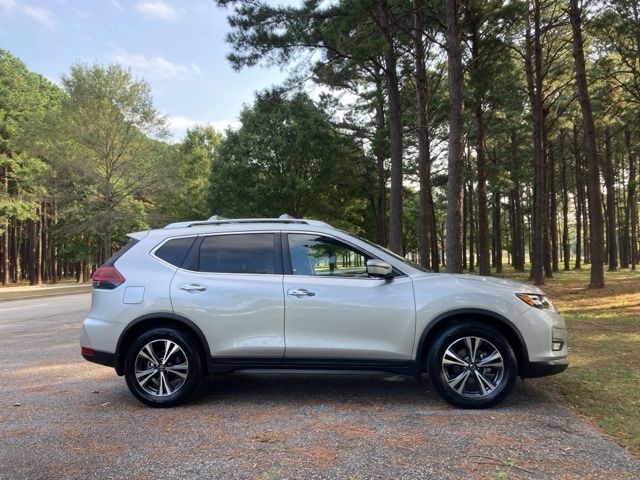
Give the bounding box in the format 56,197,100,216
366,259,393,279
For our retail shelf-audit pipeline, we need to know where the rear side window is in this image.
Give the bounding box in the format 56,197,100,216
199,234,275,274
104,239,139,266
155,237,196,267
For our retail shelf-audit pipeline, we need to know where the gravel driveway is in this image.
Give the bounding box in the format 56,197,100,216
1,293,639,479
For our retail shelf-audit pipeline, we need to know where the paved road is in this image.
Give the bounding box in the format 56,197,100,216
1,294,639,480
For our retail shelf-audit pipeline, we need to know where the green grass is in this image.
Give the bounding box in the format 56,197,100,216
492,264,640,457
0,283,91,301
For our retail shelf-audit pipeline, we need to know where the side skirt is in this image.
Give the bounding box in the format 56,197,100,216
208,357,421,379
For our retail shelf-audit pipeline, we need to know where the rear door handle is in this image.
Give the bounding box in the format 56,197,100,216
180,283,207,293
288,288,316,298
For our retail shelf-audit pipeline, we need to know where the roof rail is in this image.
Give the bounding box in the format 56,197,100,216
163,215,331,230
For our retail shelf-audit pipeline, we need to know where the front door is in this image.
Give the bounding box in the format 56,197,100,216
170,232,284,358
283,233,416,361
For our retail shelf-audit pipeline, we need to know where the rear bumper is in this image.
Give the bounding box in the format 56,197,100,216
522,359,569,378
81,349,116,369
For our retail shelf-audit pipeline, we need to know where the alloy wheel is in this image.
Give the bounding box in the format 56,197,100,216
441,336,505,398
134,339,189,397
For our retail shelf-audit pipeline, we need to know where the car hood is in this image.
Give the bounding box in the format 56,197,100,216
443,274,545,295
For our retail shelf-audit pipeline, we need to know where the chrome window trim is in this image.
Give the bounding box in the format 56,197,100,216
150,229,410,278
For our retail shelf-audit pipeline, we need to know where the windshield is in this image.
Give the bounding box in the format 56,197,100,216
345,232,430,273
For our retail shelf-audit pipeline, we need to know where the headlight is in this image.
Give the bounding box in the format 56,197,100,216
516,293,556,311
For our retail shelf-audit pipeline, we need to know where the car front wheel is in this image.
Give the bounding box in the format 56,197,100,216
124,328,202,407
427,321,517,408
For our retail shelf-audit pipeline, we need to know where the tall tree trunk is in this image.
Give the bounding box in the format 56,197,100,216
36,205,42,285
444,0,465,273
560,131,571,270
462,185,468,270
493,188,502,273
626,128,638,269
430,197,440,271
542,129,552,278
374,81,388,247
468,180,475,272
52,200,59,283
525,0,545,285
618,130,629,267
549,140,559,272
509,131,524,271
1,166,8,285
573,123,582,269
570,0,605,288
604,126,617,271
413,0,432,269
378,0,403,254
470,23,491,276
509,189,517,268
28,219,37,286
490,148,502,273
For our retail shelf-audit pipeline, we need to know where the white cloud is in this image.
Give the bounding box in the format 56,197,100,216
22,4,56,29
111,49,201,80
71,7,91,19
1,1,57,29
168,115,201,130
167,115,239,139
0,0,16,12
135,0,178,21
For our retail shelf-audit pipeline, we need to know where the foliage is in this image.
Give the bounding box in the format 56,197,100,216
154,126,220,223
35,63,168,255
0,49,61,228
210,90,369,231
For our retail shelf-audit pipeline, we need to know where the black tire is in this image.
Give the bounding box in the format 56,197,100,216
427,321,517,409
124,328,202,408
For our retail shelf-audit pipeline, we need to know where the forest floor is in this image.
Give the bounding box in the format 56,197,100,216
498,264,640,457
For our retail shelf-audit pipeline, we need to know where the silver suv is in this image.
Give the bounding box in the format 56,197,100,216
81,216,568,408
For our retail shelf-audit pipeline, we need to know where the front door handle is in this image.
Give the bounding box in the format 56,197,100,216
288,288,316,298
180,283,207,293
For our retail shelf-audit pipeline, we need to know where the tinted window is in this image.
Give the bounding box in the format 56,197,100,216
104,239,139,267
155,237,196,267
199,234,275,274
288,234,371,277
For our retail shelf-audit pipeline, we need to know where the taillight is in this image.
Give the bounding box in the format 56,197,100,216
92,266,126,290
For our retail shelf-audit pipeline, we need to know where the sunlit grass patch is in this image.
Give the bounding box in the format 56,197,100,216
492,264,640,456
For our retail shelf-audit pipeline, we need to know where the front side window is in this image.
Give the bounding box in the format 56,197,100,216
288,233,371,277
199,234,275,274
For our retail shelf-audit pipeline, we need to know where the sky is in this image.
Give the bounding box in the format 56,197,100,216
0,0,292,140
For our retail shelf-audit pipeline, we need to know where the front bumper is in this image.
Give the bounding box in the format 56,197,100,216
521,358,569,378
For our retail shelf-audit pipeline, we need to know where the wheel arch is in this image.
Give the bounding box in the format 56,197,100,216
415,308,528,375
115,312,210,376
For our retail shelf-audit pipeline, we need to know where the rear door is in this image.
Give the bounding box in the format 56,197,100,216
282,232,416,361
169,232,285,358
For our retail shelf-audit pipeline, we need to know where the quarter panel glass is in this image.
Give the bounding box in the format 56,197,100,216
155,237,196,267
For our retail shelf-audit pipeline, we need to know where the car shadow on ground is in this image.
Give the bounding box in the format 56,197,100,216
185,371,548,410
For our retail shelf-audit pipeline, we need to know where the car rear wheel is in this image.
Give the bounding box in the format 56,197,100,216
124,328,202,407
427,321,517,408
